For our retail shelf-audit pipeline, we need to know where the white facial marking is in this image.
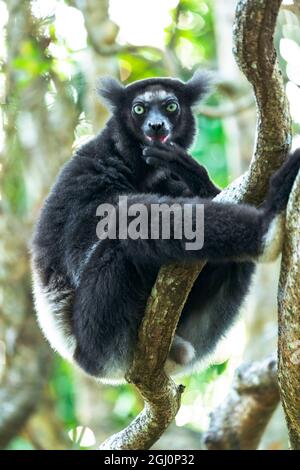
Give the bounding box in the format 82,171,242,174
137,89,170,103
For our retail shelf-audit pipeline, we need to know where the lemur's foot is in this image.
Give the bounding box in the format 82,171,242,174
259,149,300,263
169,334,195,365
264,149,300,215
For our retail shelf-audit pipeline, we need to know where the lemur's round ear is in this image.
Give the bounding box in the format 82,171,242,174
184,70,213,106
97,77,125,108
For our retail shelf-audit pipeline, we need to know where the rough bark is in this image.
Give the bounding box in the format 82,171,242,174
204,356,279,450
278,171,300,449
99,0,291,450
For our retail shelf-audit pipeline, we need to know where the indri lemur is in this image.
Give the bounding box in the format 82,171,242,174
31,71,300,383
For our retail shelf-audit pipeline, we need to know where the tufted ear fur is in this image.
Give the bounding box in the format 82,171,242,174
184,69,213,106
97,77,125,108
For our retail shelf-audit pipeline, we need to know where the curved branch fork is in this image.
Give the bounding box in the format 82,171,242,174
99,263,202,450
100,0,291,450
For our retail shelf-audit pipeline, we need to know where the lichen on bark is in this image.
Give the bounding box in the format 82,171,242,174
278,172,300,449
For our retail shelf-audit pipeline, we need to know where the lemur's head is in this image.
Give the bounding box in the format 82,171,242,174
98,70,211,149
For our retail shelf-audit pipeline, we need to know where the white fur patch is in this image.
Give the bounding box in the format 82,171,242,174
258,213,285,263
32,268,76,362
137,89,170,102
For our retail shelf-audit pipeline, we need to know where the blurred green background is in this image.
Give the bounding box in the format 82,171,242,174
1,0,300,450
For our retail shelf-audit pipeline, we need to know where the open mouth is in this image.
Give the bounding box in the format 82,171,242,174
146,135,170,144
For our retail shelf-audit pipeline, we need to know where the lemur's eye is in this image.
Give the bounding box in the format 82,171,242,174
133,104,145,115
166,102,178,113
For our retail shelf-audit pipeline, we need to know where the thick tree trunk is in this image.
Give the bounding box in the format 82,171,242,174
278,172,300,449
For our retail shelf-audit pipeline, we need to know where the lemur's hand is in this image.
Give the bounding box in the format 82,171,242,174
142,142,220,198
142,142,202,175
263,149,300,216
258,149,300,263
142,167,193,197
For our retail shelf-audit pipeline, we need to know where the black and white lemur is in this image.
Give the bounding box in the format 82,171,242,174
31,71,300,383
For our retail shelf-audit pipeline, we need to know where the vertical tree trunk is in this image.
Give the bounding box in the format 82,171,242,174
278,172,300,449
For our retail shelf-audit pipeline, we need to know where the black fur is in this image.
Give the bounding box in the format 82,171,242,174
31,72,300,381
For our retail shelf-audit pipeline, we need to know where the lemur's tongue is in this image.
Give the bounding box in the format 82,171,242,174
147,135,169,144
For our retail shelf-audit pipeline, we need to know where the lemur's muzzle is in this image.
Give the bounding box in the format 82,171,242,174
145,121,170,143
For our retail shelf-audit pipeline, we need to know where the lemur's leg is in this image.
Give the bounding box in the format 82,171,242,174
72,239,155,379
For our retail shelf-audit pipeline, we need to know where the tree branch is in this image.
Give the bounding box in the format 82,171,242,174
0,319,51,448
278,171,300,449
204,356,279,450
99,0,291,450
88,37,163,59
197,94,254,119
229,0,291,206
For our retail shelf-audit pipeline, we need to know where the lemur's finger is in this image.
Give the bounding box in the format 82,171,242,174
141,149,166,163
143,147,175,162
168,142,187,156
153,141,187,159
162,142,201,170
145,157,167,168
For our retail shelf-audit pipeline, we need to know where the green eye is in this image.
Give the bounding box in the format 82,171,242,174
166,102,178,113
133,104,145,115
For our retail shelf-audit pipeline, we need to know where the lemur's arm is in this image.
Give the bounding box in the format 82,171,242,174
142,142,221,198
98,151,300,266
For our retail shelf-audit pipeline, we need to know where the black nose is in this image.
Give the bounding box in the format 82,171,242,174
148,121,165,132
